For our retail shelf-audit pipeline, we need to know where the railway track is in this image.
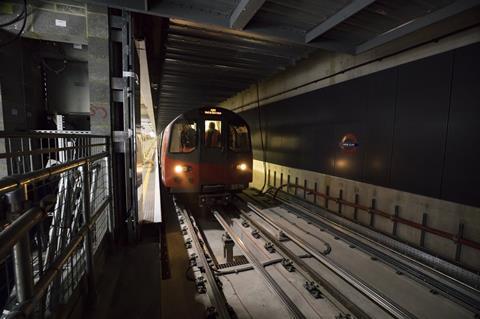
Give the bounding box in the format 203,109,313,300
237,190,480,318
232,201,415,319
213,209,307,319
172,191,479,319
261,190,480,316
173,198,232,319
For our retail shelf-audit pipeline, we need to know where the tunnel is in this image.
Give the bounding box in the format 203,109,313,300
0,0,479,318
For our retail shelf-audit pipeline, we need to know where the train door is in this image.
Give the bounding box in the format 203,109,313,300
200,116,227,192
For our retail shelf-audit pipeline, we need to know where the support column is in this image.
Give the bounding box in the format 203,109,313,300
87,4,116,244
87,5,110,135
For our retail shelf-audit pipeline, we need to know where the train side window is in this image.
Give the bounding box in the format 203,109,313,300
169,121,197,153
229,124,250,152
204,120,222,148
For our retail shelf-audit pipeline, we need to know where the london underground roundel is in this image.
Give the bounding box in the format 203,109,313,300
339,133,359,153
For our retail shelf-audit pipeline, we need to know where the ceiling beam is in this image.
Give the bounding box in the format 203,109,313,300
244,24,355,53
305,0,376,43
355,0,480,54
230,0,266,29
88,0,352,53
88,0,229,26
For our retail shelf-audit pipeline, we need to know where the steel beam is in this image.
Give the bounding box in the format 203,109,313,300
355,0,480,53
90,0,228,26
230,0,266,29
305,0,375,43
88,0,350,53
245,24,354,53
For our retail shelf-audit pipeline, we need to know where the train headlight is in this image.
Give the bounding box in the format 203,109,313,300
174,165,189,174
236,163,248,171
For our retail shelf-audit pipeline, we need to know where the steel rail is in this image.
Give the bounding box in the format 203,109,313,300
235,206,366,318
241,193,332,256
175,202,232,319
244,201,417,319
272,193,480,315
0,151,109,195
213,209,306,319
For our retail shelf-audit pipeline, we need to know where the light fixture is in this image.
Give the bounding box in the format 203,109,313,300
174,165,189,173
236,163,248,171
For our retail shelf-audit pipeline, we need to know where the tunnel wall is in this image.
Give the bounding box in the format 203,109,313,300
240,42,480,271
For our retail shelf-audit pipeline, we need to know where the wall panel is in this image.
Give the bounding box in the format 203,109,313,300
390,52,453,198
442,43,480,207
240,43,479,207
362,69,397,187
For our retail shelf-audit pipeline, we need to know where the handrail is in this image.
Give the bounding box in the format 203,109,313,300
0,131,109,138
268,183,480,251
8,198,110,318
0,208,45,261
0,151,109,195
0,143,108,160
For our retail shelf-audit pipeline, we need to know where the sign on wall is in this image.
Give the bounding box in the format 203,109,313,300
339,133,359,153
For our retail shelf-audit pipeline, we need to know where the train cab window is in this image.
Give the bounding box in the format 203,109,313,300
229,124,250,152
169,121,197,153
204,120,222,148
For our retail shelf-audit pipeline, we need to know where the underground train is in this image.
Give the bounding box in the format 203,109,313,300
160,107,252,204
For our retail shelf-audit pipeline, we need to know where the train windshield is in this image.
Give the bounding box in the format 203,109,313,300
229,124,250,152
204,120,222,148
169,120,197,153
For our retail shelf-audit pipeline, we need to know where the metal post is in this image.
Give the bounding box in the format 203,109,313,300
420,213,427,247
106,143,115,242
455,223,464,262
338,189,343,214
222,232,235,263
273,171,276,188
267,169,271,187
294,177,298,196
325,185,330,209
369,198,376,227
354,194,359,220
287,175,290,193
83,163,97,306
5,189,35,307
392,205,399,236
313,182,317,204
280,173,283,188
303,179,307,199
13,234,34,303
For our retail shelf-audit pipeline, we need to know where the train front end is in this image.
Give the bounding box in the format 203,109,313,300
161,107,252,205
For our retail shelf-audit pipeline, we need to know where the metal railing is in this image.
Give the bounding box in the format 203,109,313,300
0,131,112,318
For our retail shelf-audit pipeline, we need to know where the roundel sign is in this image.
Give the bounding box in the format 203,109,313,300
339,133,359,153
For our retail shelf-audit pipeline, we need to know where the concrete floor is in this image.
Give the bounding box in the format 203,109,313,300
90,195,208,319
89,225,163,319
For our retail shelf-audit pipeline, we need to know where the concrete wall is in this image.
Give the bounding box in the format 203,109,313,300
0,1,88,45
220,22,480,271
0,1,110,134
220,17,480,113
